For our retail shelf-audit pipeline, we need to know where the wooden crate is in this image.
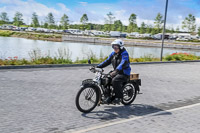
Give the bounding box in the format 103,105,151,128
130,72,139,80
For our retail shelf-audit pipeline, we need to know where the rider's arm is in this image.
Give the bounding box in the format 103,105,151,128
116,52,129,71
97,52,114,68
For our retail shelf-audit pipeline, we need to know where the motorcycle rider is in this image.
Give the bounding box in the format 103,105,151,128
96,39,131,104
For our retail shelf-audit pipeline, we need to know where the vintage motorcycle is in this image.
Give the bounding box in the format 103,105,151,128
75,65,141,113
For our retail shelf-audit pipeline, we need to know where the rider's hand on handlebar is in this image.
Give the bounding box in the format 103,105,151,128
89,66,96,73
110,70,118,78
90,66,95,69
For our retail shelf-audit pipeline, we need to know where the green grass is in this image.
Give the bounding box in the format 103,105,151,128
126,36,154,40
1,53,199,66
176,40,200,43
0,30,62,41
96,35,111,38
129,54,160,62
0,30,14,37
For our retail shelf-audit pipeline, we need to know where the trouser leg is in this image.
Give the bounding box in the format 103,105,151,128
112,74,128,98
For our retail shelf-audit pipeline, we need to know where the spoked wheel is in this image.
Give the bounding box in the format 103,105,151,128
75,85,100,113
121,83,137,105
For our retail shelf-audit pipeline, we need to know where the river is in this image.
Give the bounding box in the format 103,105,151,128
0,36,200,61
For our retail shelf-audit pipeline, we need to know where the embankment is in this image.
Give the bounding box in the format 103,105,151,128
62,35,200,50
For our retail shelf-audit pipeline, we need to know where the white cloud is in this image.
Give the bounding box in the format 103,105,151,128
0,0,69,24
104,7,111,10
196,17,200,27
178,15,183,19
90,11,97,14
57,3,70,12
79,2,88,6
0,0,199,29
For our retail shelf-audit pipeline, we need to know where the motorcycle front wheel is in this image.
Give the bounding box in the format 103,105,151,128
75,85,100,113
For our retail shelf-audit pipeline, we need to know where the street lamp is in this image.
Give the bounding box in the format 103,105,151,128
160,0,169,61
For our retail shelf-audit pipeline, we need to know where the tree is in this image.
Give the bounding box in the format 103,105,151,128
80,14,88,25
151,28,157,35
0,12,9,22
46,12,55,28
154,13,163,33
57,24,62,30
103,24,110,31
112,20,123,31
31,12,40,27
104,12,115,31
198,27,200,36
86,23,94,30
94,24,103,31
43,23,48,28
127,13,137,33
139,22,146,34
122,25,127,32
127,23,137,33
80,14,88,30
146,24,153,33
182,14,196,33
13,12,23,26
129,13,137,24
176,26,180,33
60,14,69,29
170,27,175,33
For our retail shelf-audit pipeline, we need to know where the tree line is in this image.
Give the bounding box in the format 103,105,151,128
0,11,200,35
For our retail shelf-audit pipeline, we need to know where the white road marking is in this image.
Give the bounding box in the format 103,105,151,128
67,102,200,133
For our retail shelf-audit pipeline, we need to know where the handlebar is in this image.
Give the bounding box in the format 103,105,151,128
89,67,104,73
89,67,112,78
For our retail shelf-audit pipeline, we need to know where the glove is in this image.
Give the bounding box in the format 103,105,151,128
96,65,101,68
91,66,95,69
110,70,118,78
89,66,96,73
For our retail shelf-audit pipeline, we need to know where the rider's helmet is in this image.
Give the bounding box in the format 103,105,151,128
111,39,124,50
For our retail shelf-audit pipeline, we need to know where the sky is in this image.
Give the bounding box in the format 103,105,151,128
0,0,200,29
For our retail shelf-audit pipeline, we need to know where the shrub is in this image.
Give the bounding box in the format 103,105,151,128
1,52,199,66
0,30,14,37
164,52,200,61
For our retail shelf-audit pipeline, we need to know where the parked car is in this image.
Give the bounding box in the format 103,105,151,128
26,27,36,32
12,26,20,31
57,30,64,33
1,25,13,30
110,31,121,37
176,37,189,41
91,30,105,36
20,27,28,31
63,30,71,34
176,33,191,41
36,28,45,32
153,34,170,40
129,32,139,37
120,33,127,38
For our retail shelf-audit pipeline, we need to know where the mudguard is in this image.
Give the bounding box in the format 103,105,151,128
129,79,141,93
82,79,96,86
81,79,102,102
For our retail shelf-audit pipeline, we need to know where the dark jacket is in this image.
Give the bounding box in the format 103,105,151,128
97,48,131,76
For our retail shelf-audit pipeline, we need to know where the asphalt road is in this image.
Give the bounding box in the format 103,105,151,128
0,62,200,133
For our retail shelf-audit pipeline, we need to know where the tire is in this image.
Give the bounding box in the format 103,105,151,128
121,83,137,105
75,84,100,113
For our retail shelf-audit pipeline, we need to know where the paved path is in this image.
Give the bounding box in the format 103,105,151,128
73,103,200,133
0,62,200,133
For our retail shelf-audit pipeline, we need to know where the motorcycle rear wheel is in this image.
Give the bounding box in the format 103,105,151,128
121,83,137,105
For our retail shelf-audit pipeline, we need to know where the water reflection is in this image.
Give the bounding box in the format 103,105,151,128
0,36,200,61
